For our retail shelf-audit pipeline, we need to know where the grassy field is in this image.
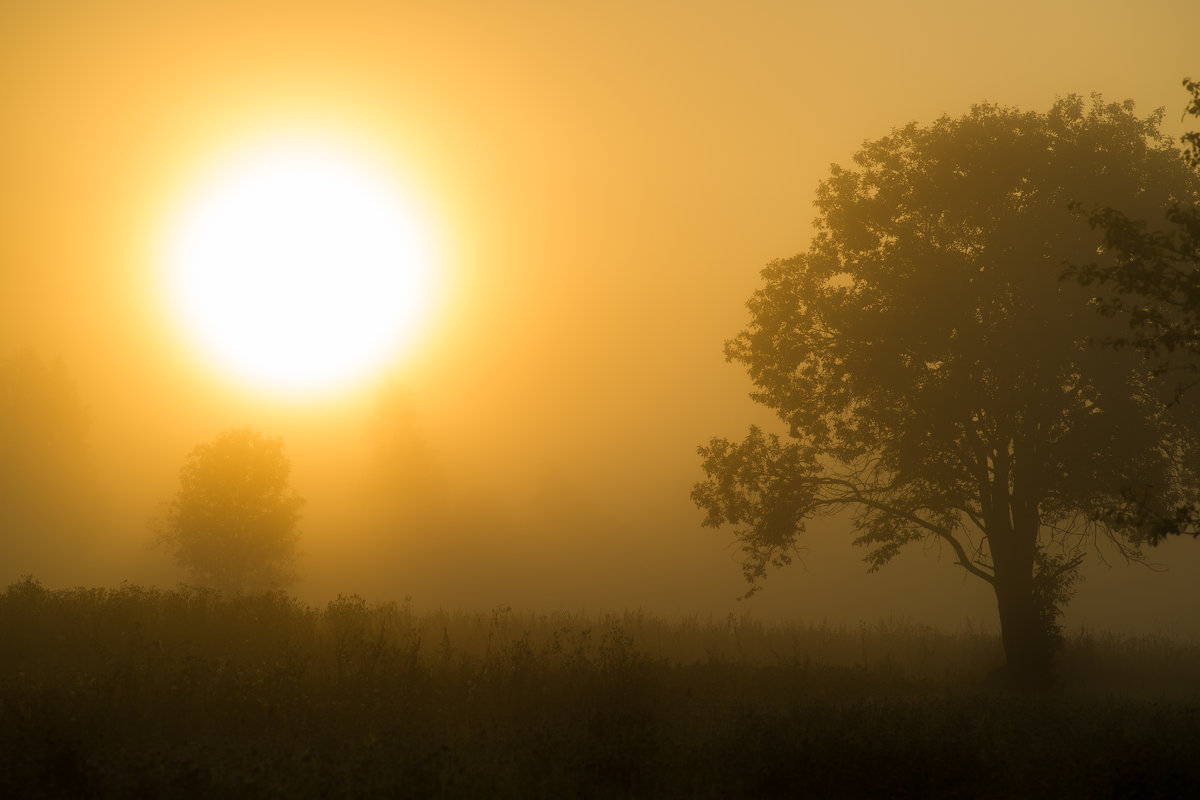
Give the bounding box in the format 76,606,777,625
3,577,1200,798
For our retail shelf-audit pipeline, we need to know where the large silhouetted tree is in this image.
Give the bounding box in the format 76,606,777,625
1064,79,1200,540
159,428,303,594
694,96,1200,684
1066,78,1200,382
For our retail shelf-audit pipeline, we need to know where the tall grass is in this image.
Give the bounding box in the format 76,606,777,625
2,577,1199,797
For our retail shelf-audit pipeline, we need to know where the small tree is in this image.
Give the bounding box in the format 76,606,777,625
159,428,303,594
694,96,1200,685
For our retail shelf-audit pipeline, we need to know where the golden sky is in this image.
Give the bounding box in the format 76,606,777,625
3,0,1200,632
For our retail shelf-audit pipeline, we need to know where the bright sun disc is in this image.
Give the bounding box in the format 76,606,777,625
162,134,437,396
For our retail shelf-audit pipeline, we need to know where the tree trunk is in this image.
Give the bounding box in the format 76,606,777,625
989,512,1052,687
991,570,1052,687
985,435,1053,688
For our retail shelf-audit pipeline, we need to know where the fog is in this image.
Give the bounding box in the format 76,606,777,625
3,0,1200,636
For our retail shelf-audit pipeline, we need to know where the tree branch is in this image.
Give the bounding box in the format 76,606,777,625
813,476,997,585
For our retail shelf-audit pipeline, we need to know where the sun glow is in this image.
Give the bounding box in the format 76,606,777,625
161,132,438,396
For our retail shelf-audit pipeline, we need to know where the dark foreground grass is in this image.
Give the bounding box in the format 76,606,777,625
2,578,1200,798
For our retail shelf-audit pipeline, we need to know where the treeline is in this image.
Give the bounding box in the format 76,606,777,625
3,579,1200,797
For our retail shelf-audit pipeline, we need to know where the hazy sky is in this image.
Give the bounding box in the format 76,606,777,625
3,0,1200,634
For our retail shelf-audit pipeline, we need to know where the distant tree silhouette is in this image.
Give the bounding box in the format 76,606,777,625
159,428,303,594
1064,78,1200,540
694,96,1200,685
366,380,444,522
0,351,90,573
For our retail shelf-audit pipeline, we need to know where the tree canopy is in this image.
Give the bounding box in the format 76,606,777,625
159,428,303,594
1063,79,1200,539
694,95,1200,683
1066,79,1200,377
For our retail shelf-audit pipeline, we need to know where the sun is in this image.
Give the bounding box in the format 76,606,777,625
161,132,438,396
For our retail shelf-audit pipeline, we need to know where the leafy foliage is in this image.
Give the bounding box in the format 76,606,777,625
1064,80,1200,379
1064,78,1200,539
695,96,1200,678
158,428,303,594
